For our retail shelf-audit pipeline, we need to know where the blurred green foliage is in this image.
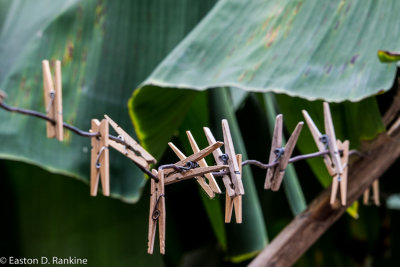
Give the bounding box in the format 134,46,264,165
1,0,400,266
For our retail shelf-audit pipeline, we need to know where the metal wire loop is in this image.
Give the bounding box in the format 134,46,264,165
46,91,55,113
185,161,199,169
273,147,285,162
320,134,329,150
95,146,108,169
219,154,229,164
152,194,165,220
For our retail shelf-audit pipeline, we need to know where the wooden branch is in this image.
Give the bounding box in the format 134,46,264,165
249,128,400,267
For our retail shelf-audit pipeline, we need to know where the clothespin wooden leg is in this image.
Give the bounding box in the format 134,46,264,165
42,60,56,139
90,119,101,196
372,180,380,206
330,174,339,205
265,115,283,190
42,60,63,141
99,119,110,196
233,154,243,223
158,170,166,254
222,119,245,195
363,187,370,205
148,169,158,254
330,140,349,206
339,141,349,206
148,169,166,254
363,180,380,206
90,119,109,196
54,60,63,141
225,193,234,223
225,154,243,224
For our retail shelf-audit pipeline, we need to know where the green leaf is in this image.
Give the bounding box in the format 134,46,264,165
129,86,197,158
139,0,400,102
0,0,216,202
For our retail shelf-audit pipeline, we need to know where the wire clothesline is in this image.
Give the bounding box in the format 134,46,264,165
0,95,361,182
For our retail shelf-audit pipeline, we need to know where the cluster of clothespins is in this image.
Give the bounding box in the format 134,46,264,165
0,59,380,255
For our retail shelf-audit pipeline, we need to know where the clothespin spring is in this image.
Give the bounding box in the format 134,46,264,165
273,147,285,162
219,154,229,164
152,194,165,220
320,134,329,150
95,146,109,169
46,90,55,113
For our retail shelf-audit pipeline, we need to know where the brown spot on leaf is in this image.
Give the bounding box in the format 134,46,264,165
265,26,280,47
294,1,303,15
304,68,310,77
350,54,359,64
238,71,248,82
326,65,332,74
334,20,340,30
262,18,271,32
345,2,351,14
63,41,74,62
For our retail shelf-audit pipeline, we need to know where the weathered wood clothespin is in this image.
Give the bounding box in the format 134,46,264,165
363,180,380,206
148,169,166,254
90,119,110,196
203,120,244,223
164,142,228,185
168,140,215,198
104,115,157,169
264,115,303,191
303,102,349,206
42,60,63,141
225,154,243,223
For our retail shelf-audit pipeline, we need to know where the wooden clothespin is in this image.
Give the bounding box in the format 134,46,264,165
187,131,222,194
302,109,336,177
104,115,157,169
90,119,110,196
222,119,245,196
302,102,348,206
363,180,380,206
225,154,243,223
148,169,166,254
203,121,244,223
264,115,303,191
168,141,214,197
42,60,63,141
164,141,227,185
